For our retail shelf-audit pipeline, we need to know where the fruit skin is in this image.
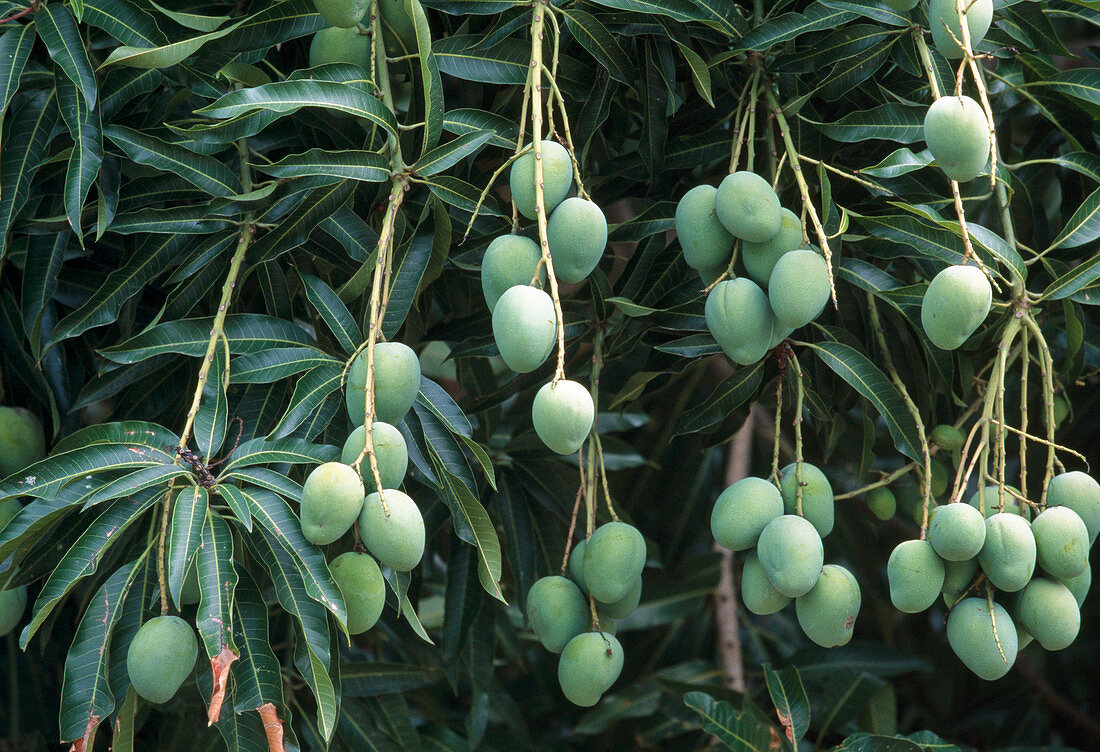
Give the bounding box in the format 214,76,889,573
300,462,366,545
705,278,775,366
558,632,624,707
710,477,784,552
180,564,201,606
715,171,782,243
967,485,1030,519
930,424,965,451
947,597,1017,680
341,422,408,489
756,515,824,598
924,94,990,182
597,575,642,620
929,502,987,561
1031,506,1089,580
330,552,386,634
481,235,544,312
0,586,27,636
547,197,608,283
532,380,594,456
978,513,1036,592
941,557,978,606
1046,471,1100,545
779,463,834,538
1059,565,1090,608
309,26,371,69
568,538,588,594
126,615,199,703
377,0,418,52
1016,577,1080,651
928,0,993,59
526,575,588,653
868,487,897,520
741,551,791,615
313,0,370,28
346,342,421,425
884,0,919,10
920,265,992,350
743,208,801,287
0,406,46,478
510,140,572,220
795,564,861,648
768,250,831,329
888,539,945,613
929,460,950,497
358,489,425,571
582,522,646,604
492,285,556,374
1052,395,1069,427
676,185,734,271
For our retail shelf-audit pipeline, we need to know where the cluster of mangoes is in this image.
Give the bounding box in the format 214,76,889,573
711,466,862,648
676,172,831,365
0,406,46,638
525,521,646,706
887,471,1099,679
310,0,420,71
885,0,993,57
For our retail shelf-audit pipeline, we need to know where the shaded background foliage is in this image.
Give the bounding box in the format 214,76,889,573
0,0,1098,751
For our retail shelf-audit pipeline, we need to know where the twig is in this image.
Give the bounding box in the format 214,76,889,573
714,413,753,692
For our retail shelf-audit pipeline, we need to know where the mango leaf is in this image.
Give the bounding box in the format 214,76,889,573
561,9,633,84
21,231,70,357
103,124,241,197
0,442,173,501
764,664,810,743
677,360,765,435
55,66,103,239
736,1,858,51
250,179,357,264
269,362,345,440
37,4,97,108
78,464,191,510
252,148,390,182
413,130,493,176
232,571,286,713
194,344,230,459
230,347,339,384
1043,68,1100,108
382,234,434,338
1047,186,1100,250
410,0,444,155
84,0,168,47
151,0,230,31
168,485,209,608
341,662,444,697
196,511,238,660
51,420,181,454
0,91,59,262
587,0,707,22
223,437,339,471
811,103,925,143
0,24,35,116
433,35,528,84
99,314,315,364
683,692,776,752
442,107,517,149
198,80,397,136
99,17,246,68
301,274,362,354
1043,253,1100,300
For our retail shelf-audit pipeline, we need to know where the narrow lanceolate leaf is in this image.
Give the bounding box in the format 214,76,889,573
223,436,339,471
99,17,246,68
411,0,444,154
55,63,103,238
151,0,230,31
194,345,230,459
37,4,97,108
1043,254,1100,301
224,468,303,505
301,274,362,355
764,664,811,743
561,9,633,83
0,442,173,501
21,231,70,357
84,0,169,46
432,35,528,85
442,108,518,149
232,571,285,714
99,314,315,364
737,1,857,51
252,148,390,182
103,125,241,196
51,420,181,454
673,39,714,107
196,512,238,724
250,179,356,264
413,130,493,176
59,555,146,751
587,0,705,23
382,234,434,338
1048,186,1100,250
230,347,338,384
677,360,765,435
1043,68,1100,108
269,362,344,440
812,103,925,144
168,485,209,608
214,484,253,531
804,341,922,462
683,692,776,752
0,91,60,261
425,175,504,216
78,464,191,510
0,24,35,115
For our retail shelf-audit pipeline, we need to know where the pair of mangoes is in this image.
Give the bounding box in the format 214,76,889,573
345,341,421,427
883,0,993,58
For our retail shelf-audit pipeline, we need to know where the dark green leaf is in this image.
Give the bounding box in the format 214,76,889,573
99,314,315,364
252,148,390,182
561,9,633,84
683,692,776,752
103,125,242,197
0,91,60,261
301,274,362,354
1043,253,1100,300
250,179,356,264
38,4,97,108
196,511,237,658
168,485,208,608
414,130,493,176
0,24,35,116
764,664,810,743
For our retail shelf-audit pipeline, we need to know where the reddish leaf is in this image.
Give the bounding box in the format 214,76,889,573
257,702,285,752
206,645,240,726
67,714,100,752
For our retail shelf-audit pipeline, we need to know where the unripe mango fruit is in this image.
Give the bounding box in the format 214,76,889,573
757,515,824,598
346,341,421,425
920,265,992,350
126,615,198,703
741,551,791,615
924,95,990,182
527,576,588,653
1017,577,1080,651
1047,471,1100,544
180,565,201,606
0,406,46,478
967,485,1030,519
583,521,646,604
705,278,775,366
930,423,965,451
510,140,572,220
568,538,588,593
711,477,784,552
1059,565,1090,608
867,487,897,520
377,0,419,52
887,539,945,612
941,557,978,607
309,26,371,69
929,459,950,497
779,463,835,538
1031,506,1089,579
676,185,734,271
597,575,642,620
928,0,993,59
301,462,365,545
742,208,801,287
492,285,556,373
547,197,607,283
978,513,1035,592
558,632,623,707
884,0,919,10
313,0,369,28
532,380,594,456
330,552,386,634
481,235,544,312
0,586,27,636
358,489,424,571
768,250,830,329
947,597,1017,680
929,502,986,561
795,564,861,648
418,341,456,382
341,422,408,489
715,171,782,243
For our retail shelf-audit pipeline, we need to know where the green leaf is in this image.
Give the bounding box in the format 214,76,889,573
168,485,208,608
0,24,35,116
811,103,925,143
99,314,315,364
215,484,254,531
103,125,242,197
736,1,858,51
687,0,743,38
672,38,714,107
683,692,776,752
194,344,230,459
251,179,357,264
150,0,230,31
223,467,303,504
1048,186,1100,250
51,420,181,454
1043,68,1100,108
341,662,444,697
231,571,285,712
859,147,931,178
413,130,493,176
677,360,765,435
0,442,173,501
99,17,246,69
230,347,340,384
410,0,444,155
198,80,397,136
252,148,390,182
37,4,97,108
270,362,344,440
382,233,434,338
587,0,709,23
223,436,339,471
21,231,70,357
78,464,191,510
84,0,168,46
561,9,633,84
433,35,528,84
56,65,103,239
301,274,363,354
425,175,503,217
1043,254,1100,300
0,91,60,262
764,664,811,743
196,511,238,658
442,108,518,149
321,205,377,262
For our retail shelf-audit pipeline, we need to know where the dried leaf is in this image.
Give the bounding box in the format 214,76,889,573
67,714,100,752
206,645,240,726
257,702,285,752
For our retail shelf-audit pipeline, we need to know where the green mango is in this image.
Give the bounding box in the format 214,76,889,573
676,184,734,271
930,424,965,451
313,0,369,28
929,459,950,497
126,615,199,703
532,379,594,456
884,0,918,9
978,513,1036,592
947,597,1017,680
1016,620,1034,651
887,539,945,613
928,0,993,59
929,502,986,561
557,632,623,707
0,406,46,478
1017,577,1080,651
0,586,27,636
1053,395,1070,427
942,557,978,606
582,521,646,604
756,514,824,598
377,0,419,52
510,140,572,220
795,564,861,648
742,208,801,287
768,250,830,329
1059,564,1090,608
568,538,588,593
330,552,386,634
705,278,775,366
920,265,992,350
346,341,421,425
1032,506,1089,580
341,422,409,489
597,575,642,620
710,476,784,552
481,234,544,312
547,197,607,283
300,462,365,545
741,551,791,615
778,462,835,538
180,564,201,606
698,265,726,288
309,26,371,69
1047,471,1100,544
358,489,425,571
923,94,990,182
967,485,1030,519
714,171,782,243
492,285,556,373
527,576,588,653
867,487,897,520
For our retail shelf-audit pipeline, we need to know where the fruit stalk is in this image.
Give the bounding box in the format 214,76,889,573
976,316,1020,514
950,0,999,189
789,352,805,516
729,68,759,173
1019,325,1029,495
1021,315,1058,505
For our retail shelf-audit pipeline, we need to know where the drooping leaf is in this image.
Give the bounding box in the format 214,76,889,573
37,4,97,108
0,91,60,261
764,664,811,743
168,485,209,608
103,125,242,197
